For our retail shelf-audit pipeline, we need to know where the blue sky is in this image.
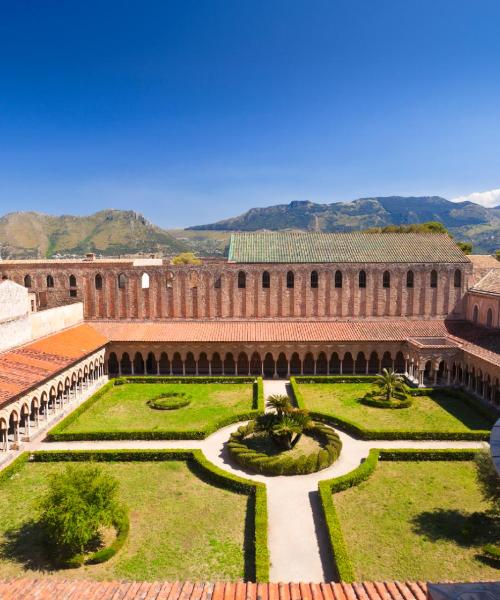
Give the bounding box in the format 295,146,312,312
0,0,500,227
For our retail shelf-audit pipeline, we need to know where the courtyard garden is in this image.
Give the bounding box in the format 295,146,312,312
321,453,499,582
49,377,262,440
0,451,267,581
292,376,494,439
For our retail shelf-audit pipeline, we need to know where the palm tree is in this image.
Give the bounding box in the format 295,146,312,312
374,368,406,402
266,394,292,417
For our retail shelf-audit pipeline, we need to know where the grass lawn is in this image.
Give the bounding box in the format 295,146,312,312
60,382,253,435
0,460,249,581
334,460,499,581
298,382,492,433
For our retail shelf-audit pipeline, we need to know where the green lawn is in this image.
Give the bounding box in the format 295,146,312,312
60,382,253,435
334,460,499,581
0,460,249,580
298,382,492,433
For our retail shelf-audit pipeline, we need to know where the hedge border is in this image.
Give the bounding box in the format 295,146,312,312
228,421,342,476
318,448,480,582
6,448,269,582
290,377,491,441
48,377,264,441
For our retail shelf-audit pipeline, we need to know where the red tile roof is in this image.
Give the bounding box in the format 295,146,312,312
470,268,500,296
90,319,450,343
0,324,107,407
0,580,429,600
468,255,499,270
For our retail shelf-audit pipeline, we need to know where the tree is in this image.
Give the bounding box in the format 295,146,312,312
39,464,122,561
457,241,473,254
374,368,406,402
496,249,500,262
171,252,202,265
475,449,500,515
256,405,312,450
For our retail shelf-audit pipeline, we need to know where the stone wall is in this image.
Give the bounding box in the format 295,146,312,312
0,281,31,352
465,291,500,329
29,302,84,340
0,260,471,320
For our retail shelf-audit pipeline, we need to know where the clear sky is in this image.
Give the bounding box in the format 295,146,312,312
1,0,500,227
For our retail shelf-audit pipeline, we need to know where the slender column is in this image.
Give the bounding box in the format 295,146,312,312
195,361,199,376
208,361,212,376
182,361,186,376
156,360,160,375
286,359,290,378
339,359,343,375
433,369,438,385
365,361,369,375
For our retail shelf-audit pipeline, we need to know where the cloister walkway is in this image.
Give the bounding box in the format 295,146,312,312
13,380,484,582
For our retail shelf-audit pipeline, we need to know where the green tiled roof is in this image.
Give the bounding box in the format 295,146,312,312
228,232,470,264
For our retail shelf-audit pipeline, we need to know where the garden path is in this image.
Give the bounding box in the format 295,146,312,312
27,380,485,583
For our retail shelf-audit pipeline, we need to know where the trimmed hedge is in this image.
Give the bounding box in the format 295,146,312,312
290,378,491,441
228,421,342,476
318,448,480,582
0,452,30,484
48,377,265,441
147,393,191,410
30,448,269,582
294,376,378,384
359,394,413,409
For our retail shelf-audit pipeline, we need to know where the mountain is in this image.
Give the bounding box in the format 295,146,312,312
0,210,189,259
187,196,500,253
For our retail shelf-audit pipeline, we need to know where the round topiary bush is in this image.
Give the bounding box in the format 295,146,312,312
147,392,191,410
227,421,342,476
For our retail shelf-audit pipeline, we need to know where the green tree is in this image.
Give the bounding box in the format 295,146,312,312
495,249,500,261
475,449,500,515
374,368,406,402
457,241,473,254
171,252,202,265
256,406,312,450
39,464,122,560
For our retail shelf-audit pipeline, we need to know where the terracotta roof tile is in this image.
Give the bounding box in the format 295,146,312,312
468,255,500,270
0,581,432,600
90,319,450,344
0,324,107,408
228,232,470,264
470,268,500,295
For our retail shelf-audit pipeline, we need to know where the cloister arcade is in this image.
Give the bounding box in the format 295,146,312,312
0,350,106,452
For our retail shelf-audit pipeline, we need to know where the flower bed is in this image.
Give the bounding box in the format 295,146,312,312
228,421,342,476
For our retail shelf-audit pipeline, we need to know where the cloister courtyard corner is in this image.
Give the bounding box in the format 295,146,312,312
0,232,498,592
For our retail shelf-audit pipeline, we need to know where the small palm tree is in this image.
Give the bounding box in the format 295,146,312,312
272,414,302,450
266,394,292,417
374,368,406,402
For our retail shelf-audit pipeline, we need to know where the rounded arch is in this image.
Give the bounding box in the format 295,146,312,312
24,274,32,288
486,308,493,328
262,271,270,289
250,352,261,376
120,352,132,375
263,353,275,378
406,270,414,288
381,351,392,371
237,352,249,375
358,270,366,288
290,352,301,375
46,274,54,288
69,274,77,288
141,273,150,289
237,271,246,289
185,352,196,375
454,269,462,288
108,352,119,375
316,352,328,375
329,352,340,374
368,351,379,374
276,353,288,378
223,352,235,376
303,353,315,375
133,352,145,375
95,273,103,290
310,270,319,289
172,352,183,375
472,305,479,324
211,352,223,375
159,352,170,375
355,351,367,374
382,271,390,288
198,352,209,375
118,273,127,289
286,271,294,289
334,270,342,288
430,269,438,288
146,352,157,375
343,352,354,374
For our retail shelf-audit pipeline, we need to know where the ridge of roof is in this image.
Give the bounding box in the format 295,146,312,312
228,232,470,264
470,268,500,295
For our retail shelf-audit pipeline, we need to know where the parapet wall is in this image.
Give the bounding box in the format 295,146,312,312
29,302,83,340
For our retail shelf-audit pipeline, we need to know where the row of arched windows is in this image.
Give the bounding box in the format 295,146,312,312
472,305,495,328
22,268,463,292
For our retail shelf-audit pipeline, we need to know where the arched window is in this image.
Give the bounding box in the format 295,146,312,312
382,271,390,288
430,270,438,288
141,273,150,289
24,275,32,288
286,271,294,289
118,273,127,289
46,275,54,288
472,305,479,323
214,275,221,289
406,270,414,288
454,269,462,288
238,271,246,289
486,308,493,328
262,271,270,289
334,270,342,288
310,270,319,288
69,274,77,287
359,270,366,288
95,274,103,290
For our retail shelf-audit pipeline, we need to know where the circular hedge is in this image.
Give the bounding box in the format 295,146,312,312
147,392,191,410
227,421,342,476
359,390,413,409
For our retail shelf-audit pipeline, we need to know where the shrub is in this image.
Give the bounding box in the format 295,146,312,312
228,421,342,476
483,544,500,563
147,392,191,410
38,464,125,564
475,449,500,515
